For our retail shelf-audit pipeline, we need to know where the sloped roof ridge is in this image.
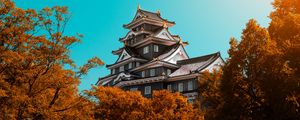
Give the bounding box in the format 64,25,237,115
152,27,178,40
115,46,145,59
139,9,175,23
157,43,181,60
177,52,220,65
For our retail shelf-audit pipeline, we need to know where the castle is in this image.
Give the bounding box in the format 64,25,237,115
96,6,224,102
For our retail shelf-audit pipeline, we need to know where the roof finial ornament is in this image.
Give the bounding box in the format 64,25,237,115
179,39,189,47
138,4,141,10
157,10,161,16
163,21,168,28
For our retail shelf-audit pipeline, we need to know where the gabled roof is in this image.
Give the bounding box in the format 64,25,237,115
112,46,142,56
161,44,189,64
123,47,141,58
119,30,152,42
96,74,117,86
169,52,223,77
107,47,148,69
112,72,133,85
106,57,147,69
139,9,164,22
97,71,141,86
153,28,176,41
114,76,166,87
124,8,175,29
177,52,221,65
136,9,175,24
157,44,181,60
130,60,179,72
133,36,178,48
115,49,132,63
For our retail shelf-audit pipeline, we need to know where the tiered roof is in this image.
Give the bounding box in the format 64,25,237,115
169,52,223,77
97,51,224,87
97,6,225,87
123,6,175,29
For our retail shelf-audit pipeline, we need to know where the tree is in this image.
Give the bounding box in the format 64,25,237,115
151,90,202,120
0,0,103,119
196,70,223,120
219,19,285,119
269,0,300,76
200,0,300,119
267,0,300,118
89,86,203,120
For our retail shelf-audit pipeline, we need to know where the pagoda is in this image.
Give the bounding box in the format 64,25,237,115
96,6,225,102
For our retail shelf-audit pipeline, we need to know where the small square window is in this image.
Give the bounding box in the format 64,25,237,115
128,63,132,69
136,62,140,67
143,46,149,54
167,84,172,91
112,69,115,74
167,69,171,75
187,97,195,103
150,69,155,77
145,86,151,95
188,81,193,91
178,83,183,92
154,45,159,52
141,71,145,77
119,66,124,72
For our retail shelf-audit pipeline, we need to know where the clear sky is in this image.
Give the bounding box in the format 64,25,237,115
14,0,273,91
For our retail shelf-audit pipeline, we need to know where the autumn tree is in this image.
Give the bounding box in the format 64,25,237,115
0,0,103,119
267,0,300,118
199,0,300,119
150,90,202,120
268,0,300,93
219,19,283,119
88,86,203,120
196,70,223,120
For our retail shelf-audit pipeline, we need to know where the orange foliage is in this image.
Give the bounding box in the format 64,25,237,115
88,86,203,120
198,0,300,119
197,70,223,119
0,0,103,119
3,0,300,119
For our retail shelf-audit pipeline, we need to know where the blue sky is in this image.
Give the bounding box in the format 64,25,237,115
14,0,273,91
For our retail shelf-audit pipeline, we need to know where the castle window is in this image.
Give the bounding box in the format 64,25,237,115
187,97,195,103
128,63,132,69
167,69,171,75
154,45,159,52
112,69,115,74
178,83,183,92
145,86,151,95
167,84,172,91
188,81,193,91
119,66,124,72
150,69,155,77
141,71,145,77
143,46,149,54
